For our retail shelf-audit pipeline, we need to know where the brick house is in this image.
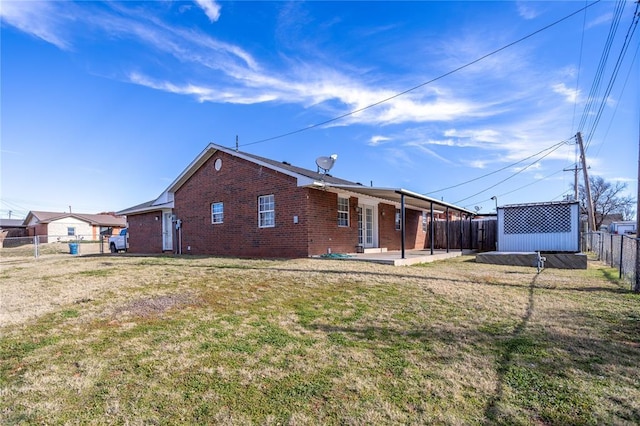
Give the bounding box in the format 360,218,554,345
117,144,473,258
23,211,126,243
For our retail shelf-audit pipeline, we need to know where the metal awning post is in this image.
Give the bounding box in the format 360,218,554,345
446,207,450,253
401,193,406,259
460,213,464,253
430,201,435,255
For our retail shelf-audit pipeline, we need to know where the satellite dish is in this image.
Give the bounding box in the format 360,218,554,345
316,154,338,174
474,206,481,212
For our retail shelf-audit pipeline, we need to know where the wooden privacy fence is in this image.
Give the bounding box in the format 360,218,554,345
428,219,497,252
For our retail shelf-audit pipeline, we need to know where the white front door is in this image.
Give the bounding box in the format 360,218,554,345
162,212,173,251
358,205,377,248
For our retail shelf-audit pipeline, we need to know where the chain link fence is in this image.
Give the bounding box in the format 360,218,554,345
582,231,638,290
0,235,111,259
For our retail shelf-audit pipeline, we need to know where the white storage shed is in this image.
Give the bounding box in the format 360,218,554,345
497,201,580,252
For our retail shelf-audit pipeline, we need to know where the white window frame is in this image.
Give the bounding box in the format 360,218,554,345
258,194,275,228
422,211,428,233
211,202,224,224
338,196,349,227
395,209,402,231
67,227,76,236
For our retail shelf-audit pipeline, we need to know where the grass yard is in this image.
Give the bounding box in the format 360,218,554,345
1,253,639,425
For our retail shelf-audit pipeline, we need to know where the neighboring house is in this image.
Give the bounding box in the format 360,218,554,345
23,211,126,243
117,143,475,258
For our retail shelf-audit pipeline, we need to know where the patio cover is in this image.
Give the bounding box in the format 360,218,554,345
322,184,476,216
322,184,476,259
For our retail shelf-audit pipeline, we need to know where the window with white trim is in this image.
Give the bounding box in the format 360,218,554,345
422,211,428,233
67,227,76,236
258,194,275,228
211,202,223,224
395,209,402,230
337,196,349,227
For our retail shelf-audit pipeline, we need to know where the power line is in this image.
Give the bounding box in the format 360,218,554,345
594,38,640,158
425,139,571,195
571,0,589,135
576,0,626,137
584,1,639,151
462,168,567,208
235,0,602,149
454,142,567,204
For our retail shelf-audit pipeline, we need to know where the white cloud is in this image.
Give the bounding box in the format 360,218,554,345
552,83,579,103
444,129,501,144
0,1,73,49
516,2,539,20
1,0,586,158
369,135,391,146
404,141,453,164
468,160,488,169
194,0,221,22
586,13,612,30
128,72,277,104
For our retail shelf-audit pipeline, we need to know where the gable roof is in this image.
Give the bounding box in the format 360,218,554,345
166,143,359,194
24,211,126,227
118,143,475,216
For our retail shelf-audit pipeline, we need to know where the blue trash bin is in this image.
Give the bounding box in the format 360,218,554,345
69,243,79,255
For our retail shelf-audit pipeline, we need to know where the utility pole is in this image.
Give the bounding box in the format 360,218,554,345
563,157,581,200
635,111,640,293
577,132,596,232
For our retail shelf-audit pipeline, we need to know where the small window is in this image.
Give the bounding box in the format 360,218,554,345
67,227,76,236
258,194,275,228
211,202,223,224
422,211,428,233
395,209,401,231
338,196,349,227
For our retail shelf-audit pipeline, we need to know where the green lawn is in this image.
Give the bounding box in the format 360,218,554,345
1,254,639,424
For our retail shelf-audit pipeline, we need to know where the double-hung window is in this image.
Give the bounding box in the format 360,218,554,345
337,196,349,227
211,202,223,224
395,209,402,230
258,194,275,228
67,227,76,236
422,211,428,233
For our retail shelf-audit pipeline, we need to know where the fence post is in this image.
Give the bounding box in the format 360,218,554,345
599,232,603,261
635,237,640,293
610,234,614,267
619,236,624,279
34,235,39,259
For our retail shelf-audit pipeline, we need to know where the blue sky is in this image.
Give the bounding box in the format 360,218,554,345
1,1,638,219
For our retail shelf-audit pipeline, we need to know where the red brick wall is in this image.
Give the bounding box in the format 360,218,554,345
378,203,426,250
307,191,359,255
28,224,49,242
379,203,399,250
406,209,428,249
174,151,312,258
127,211,164,253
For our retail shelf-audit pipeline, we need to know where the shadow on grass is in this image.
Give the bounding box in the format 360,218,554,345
115,255,639,297
600,267,626,286
483,272,538,423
